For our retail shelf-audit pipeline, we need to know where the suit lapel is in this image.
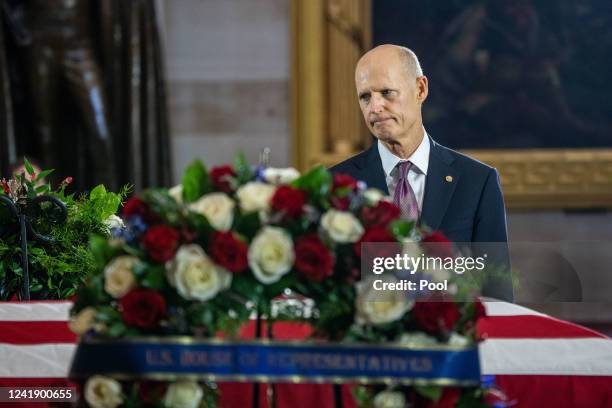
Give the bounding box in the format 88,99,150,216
421,139,459,231
358,142,389,194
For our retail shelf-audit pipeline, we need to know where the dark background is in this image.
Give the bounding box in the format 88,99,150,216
373,0,612,149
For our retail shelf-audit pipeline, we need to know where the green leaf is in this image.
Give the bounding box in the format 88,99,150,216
414,385,443,402
35,169,54,182
89,234,112,269
234,151,253,184
89,184,107,201
291,165,332,197
389,219,416,239
141,265,166,290
108,321,127,338
23,157,35,175
34,184,51,194
182,160,211,203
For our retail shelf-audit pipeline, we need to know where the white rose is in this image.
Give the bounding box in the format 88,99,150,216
248,226,294,284
373,390,406,408
263,167,301,185
320,209,364,243
169,184,184,204
163,382,203,408
103,214,125,231
355,276,413,325
84,375,123,408
69,307,98,335
166,244,232,301
236,182,276,213
189,192,235,231
104,256,138,298
363,188,389,206
449,332,470,346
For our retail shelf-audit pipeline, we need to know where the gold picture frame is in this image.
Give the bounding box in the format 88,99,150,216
290,0,612,209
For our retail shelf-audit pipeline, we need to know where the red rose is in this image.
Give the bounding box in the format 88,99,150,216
425,388,460,408
209,231,248,273
142,225,180,263
332,173,358,192
354,227,395,257
295,234,334,282
1,180,8,194
210,165,237,194
123,197,159,224
120,288,167,329
138,381,168,404
330,196,351,211
412,299,461,335
421,231,454,258
271,185,307,219
361,201,401,228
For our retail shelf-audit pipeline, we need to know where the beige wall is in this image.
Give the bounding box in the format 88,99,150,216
160,0,290,182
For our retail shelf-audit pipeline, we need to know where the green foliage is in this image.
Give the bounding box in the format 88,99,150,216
389,219,416,240
415,385,443,402
182,160,212,203
0,163,126,300
233,151,253,184
291,165,332,207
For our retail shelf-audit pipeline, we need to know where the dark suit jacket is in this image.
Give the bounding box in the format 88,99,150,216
330,137,514,301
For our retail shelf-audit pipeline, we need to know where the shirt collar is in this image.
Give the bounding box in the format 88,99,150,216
378,130,430,177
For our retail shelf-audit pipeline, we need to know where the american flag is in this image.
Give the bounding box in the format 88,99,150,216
1,301,611,407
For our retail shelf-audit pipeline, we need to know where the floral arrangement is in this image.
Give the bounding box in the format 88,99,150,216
0,159,126,300
70,155,508,408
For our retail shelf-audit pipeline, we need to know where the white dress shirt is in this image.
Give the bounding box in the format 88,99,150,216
377,132,430,211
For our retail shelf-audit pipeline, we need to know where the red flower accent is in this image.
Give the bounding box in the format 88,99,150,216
412,299,461,335
295,234,335,282
209,231,248,273
330,196,350,211
271,185,307,219
120,288,167,329
421,231,454,258
210,165,237,194
354,227,395,257
142,225,180,263
361,200,401,228
62,177,73,185
138,381,168,403
425,388,460,408
1,180,9,194
332,173,358,192
123,197,159,224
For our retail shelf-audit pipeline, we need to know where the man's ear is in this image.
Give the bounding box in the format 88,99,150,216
416,76,429,103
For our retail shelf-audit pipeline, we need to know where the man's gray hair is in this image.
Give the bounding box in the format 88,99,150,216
397,46,424,78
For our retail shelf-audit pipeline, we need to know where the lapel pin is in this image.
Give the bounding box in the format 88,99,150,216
445,175,453,182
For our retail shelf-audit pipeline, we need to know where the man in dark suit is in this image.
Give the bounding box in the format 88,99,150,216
331,44,513,301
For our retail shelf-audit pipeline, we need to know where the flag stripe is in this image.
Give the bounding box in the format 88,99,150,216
478,315,608,339
0,321,77,345
480,338,612,375
0,302,72,321
0,344,76,378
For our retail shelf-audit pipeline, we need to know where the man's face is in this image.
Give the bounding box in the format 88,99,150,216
355,55,425,144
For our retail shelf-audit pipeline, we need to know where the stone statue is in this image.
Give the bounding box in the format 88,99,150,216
0,0,172,191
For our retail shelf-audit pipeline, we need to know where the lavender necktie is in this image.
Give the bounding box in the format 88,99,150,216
393,161,420,221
